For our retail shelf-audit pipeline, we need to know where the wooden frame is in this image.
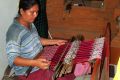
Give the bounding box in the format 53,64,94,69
91,22,111,80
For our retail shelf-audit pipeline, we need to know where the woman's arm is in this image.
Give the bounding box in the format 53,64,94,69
40,37,67,46
14,56,50,69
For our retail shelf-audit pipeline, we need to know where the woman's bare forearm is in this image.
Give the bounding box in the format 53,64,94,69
40,37,67,46
13,56,36,67
40,38,56,45
13,56,50,69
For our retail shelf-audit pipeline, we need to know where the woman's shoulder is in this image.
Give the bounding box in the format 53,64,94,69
6,20,24,42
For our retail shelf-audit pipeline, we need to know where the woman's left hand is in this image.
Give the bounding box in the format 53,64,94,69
55,39,67,46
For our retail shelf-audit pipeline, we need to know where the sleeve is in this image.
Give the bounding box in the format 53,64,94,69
6,41,20,67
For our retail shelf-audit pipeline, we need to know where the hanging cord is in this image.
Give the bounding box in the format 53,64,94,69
48,30,53,39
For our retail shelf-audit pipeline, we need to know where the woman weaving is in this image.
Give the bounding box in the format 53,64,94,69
6,0,67,80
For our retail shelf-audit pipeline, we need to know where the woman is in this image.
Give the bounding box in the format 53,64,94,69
6,0,67,80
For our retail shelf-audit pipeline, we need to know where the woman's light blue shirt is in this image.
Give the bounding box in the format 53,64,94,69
6,18,43,75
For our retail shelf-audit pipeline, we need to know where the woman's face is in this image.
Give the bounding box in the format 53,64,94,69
20,4,39,23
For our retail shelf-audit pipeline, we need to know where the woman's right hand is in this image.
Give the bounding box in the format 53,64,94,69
34,58,51,69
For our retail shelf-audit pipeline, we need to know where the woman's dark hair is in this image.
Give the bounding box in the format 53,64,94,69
18,0,39,14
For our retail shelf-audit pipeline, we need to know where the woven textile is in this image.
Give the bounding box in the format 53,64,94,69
18,69,54,80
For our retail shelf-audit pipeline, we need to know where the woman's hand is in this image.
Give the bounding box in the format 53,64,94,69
34,58,50,69
54,39,67,46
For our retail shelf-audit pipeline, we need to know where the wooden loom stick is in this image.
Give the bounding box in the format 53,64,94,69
52,37,76,80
